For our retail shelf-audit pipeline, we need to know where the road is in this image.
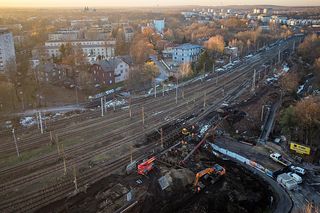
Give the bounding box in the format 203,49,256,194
150,55,169,82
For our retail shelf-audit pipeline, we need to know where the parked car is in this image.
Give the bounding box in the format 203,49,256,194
287,172,302,184
290,165,306,175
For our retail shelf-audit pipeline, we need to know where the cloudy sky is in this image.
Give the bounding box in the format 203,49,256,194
1,0,320,7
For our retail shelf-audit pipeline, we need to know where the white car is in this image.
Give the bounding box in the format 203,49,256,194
287,172,302,184
290,165,306,175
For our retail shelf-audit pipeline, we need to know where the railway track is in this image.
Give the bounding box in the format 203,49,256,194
0,37,299,212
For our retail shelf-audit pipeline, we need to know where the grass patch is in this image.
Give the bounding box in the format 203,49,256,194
0,145,56,168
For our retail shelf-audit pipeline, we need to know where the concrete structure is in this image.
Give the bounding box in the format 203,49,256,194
48,29,80,41
153,19,165,33
0,29,16,72
45,39,115,58
172,43,202,64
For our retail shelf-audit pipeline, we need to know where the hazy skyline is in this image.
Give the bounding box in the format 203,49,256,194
1,0,320,7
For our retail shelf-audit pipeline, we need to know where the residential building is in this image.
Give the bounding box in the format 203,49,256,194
172,43,202,64
36,63,68,84
90,56,132,85
153,19,165,33
45,39,116,58
225,46,238,57
84,27,112,40
124,26,134,43
0,28,16,72
48,29,80,41
258,15,271,23
89,63,115,86
253,8,263,14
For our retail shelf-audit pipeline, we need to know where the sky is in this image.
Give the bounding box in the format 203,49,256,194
1,0,320,7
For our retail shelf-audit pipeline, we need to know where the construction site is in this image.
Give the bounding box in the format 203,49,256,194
1,35,319,213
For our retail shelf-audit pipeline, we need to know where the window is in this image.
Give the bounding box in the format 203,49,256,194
109,80,112,84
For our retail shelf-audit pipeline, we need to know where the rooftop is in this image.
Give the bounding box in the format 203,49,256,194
0,28,10,34
173,43,202,50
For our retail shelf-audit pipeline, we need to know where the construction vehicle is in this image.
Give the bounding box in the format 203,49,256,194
137,156,156,175
270,153,291,167
193,164,226,192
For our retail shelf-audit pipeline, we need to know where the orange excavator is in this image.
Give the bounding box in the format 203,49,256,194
137,156,156,175
194,164,226,192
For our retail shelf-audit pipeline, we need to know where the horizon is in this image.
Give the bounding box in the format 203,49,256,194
1,0,320,8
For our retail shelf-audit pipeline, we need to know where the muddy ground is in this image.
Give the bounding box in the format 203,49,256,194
39,149,275,213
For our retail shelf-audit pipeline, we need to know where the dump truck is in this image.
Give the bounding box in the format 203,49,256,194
270,153,291,167
193,164,226,192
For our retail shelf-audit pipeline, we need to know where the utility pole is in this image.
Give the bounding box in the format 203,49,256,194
113,96,116,112
212,63,215,73
222,87,225,97
175,79,178,104
75,86,78,105
19,91,24,110
251,69,256,92
203,92,206,108
154,83,157,98
261,105,265,122
49,131,53,143
142,107,145,126
160,128,163,148
104,96,107,113
130,146,133,163
129,97,132,119
162,84,165,96
293,41,295,51
39,111,44,134
278,49,281,64
101,97,104,117
73,166,78,191
62,143,67,175
12,128,20,157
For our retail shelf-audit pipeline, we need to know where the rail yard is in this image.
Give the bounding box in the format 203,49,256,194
0,35,315,213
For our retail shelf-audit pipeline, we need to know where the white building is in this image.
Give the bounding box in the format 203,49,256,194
172,43,202,64
48,29,80,41
258,15,271,23
124,27,134,43
0,29,16,72
45,39,116,58
153,19,165,33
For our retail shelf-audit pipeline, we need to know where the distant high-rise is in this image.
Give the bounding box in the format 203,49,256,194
153,19,165,33
0,28,16,72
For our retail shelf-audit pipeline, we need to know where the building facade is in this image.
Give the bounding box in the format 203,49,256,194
172,43,202,64
45,39,116,58
48,29,80,41
90,56,132,85
0,29,16,72
124,27,134,43
153,19,165,33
